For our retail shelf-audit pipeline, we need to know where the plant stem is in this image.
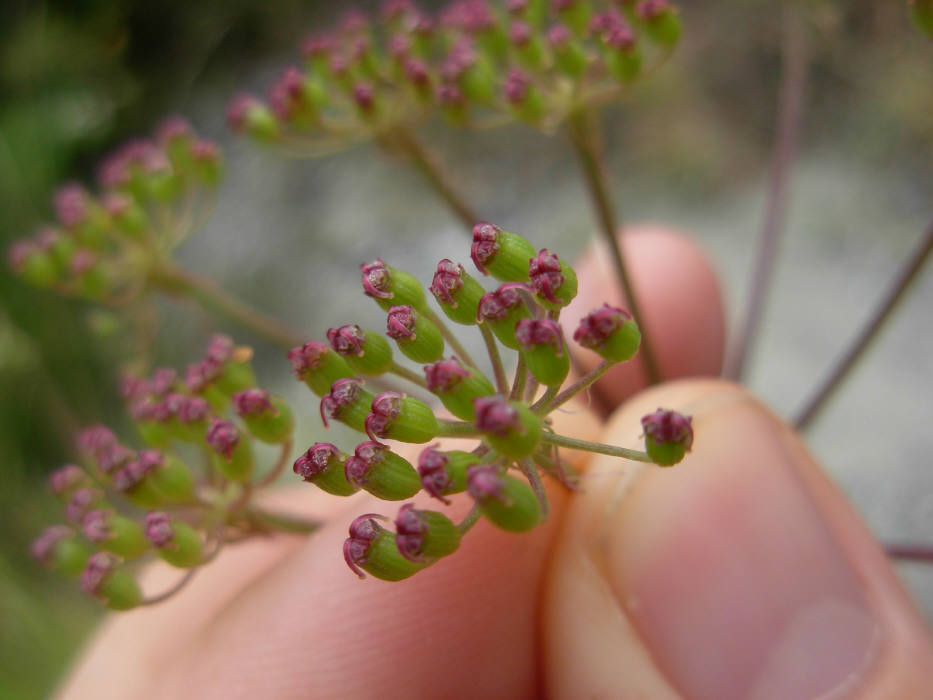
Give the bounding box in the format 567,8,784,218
390,127,481,230
152,262,305,350
139,569,199,606
437,419,480,438
479,323,510,394
794,222,933,430
566,109,660,385
389,360,428,388
243,508,322,535
534,360,611,414
886,545,933,565
541,431,653,462
253,440,293,489
458,505,482,534
510,353,528,400
422,307,479,370
519,458,549,519
725,5,808,380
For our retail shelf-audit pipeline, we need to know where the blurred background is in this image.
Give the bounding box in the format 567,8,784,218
1,0,931,696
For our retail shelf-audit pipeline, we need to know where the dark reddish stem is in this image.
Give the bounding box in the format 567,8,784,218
886,545,933,565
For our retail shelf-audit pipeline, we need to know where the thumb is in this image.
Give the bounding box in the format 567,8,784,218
544,379,933,699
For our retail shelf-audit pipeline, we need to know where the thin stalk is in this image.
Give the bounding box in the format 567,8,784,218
390,127,481,230
437,419,480,438
510,354,528,400
726,5,809,379
423,307,479,370
519,458,549,519
534,360,611,414
541,431,653,463
458,505,482,535
794,222,933,429
886,545,933,565
253,440,293,489
243,508,322,535
566,109,660,384
152,262,304,350
139,569,199,606
389,360,428,388
479,323,510,394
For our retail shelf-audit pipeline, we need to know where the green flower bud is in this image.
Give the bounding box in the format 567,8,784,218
548,24,587,77
641,409,694,466
573,305,642,363
417,446,478,502
471,222,537,281
529,249,578,310
293,443,359,496
604,27,642,83
320,378,376,434
32,526,91,577
366,392,440,444
509,21,546,70
477,286,532,350
145,512,204,568
504,69,546,125
344,514,426,581
361,258,427,312
635,0,682,48
386,305,445,364
467,465,542,532
149,453,197,503
474,396,543,459
103,193,147,238
289,341,356,396
81,552,142,610
345,442,421,500
234,389,294,443
394,504,461,562
429,259,486,326
327,324,394,375
82,510,149,559
555,0,592,35
206,419,254,482
424,357,496,421
227,94,280,141
515,319,570,387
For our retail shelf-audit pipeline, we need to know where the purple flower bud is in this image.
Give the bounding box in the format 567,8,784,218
471,222,503,275
515,318,563,351
155,115,193,146
504,69,530,104
206,418,240,459
32,526,74,565
477,285,522,323
388,34,412,59
606,25,636,50
418,447,453,502
352,82,376,113
344,513,388,578
76,425,117,456
339,9,369,34
327,324,366,355
192,139,221,163
474,395,542,458
403,58,431,89
360,258,392,299
529,249,563,303
385,305,416,340
509,20,533,46
206,334,235,363
437,82,465,107
144,511,175,547
365,392,403,441
394,504,428,560
177,396,210,424
66,487,101,523
80,551,118,596
573,304,641,362
6,239,37,272
424,357,471,392
474,395,520,437
54,183,90,228
300,33,335,60
153,393,185,423
149,367,177,395
641,409,693,466
319,377,369,429
233,388,274,417
48,464,87,496
507,0,527,14
466,463,505,501
430,259,465,305
294,442,341,481
590,11,624,36
69,250,97,276
96,443,135,475
288,341,328,375
382,0,414,21
119,374,150,401
227,93,261,132
82,509,112,543
636,0,670,20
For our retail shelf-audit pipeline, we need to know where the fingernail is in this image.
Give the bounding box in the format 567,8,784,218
597,393,883,700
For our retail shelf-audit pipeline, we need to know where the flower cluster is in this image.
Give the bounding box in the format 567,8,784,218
7,117,222,304
289,221,693,581
228,0,682,152
32,334,297,610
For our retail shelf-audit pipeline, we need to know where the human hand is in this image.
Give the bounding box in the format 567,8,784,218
59,227,933,699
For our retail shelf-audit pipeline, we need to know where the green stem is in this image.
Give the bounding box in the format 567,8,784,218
458,505,482,535
423,307,479,370
437,419,480,438
151,262,305,350
479,323,510,394
243,508,322,534
510,353,528,400
534,360,611,414
390,127,481,230
566,109,661,385
541,432,653,463
519,458,549,519
253,440,293,489
389,360,428,388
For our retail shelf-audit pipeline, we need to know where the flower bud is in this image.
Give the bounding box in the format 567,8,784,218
206,419,254,482
345,441,421,500
103,193,147,237
573,304,642,363
603,24,642,83
227,93,280,141
424,357,495,420
477,285,532,350
515,318,570,387
191,139,223,185
394,504,461,562
32,526,91,576
145,512,204,568
529,249,577,309
641,408,693,466
553,0,592,35
233,389,294,443
173,395,212,443
548,24,587,77
467,464,541,532
344,513,425,580
48,464,91,499
504,68,545,124
81,552,142,610
429,259,485,325
289,341,355,395
7,239,58,287
320,378,375,434
83,509,149,559
327,324,394,375
470,222,536,281
360,258,427,311
418,446,478,502
366,392,439,444
437,82,468,124
910,0,933,36
635,0,682,47
442,40,497,105
268,66,327,126
474,395,542,458
509,21,545,69
386,305,445,363
65,487,106,523
293,442,358,496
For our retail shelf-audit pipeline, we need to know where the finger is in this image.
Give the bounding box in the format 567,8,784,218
564,225,726,411
146,409,601,700
544,379,933,699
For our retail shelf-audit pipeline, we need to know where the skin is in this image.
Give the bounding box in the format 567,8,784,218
59,226,933,699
